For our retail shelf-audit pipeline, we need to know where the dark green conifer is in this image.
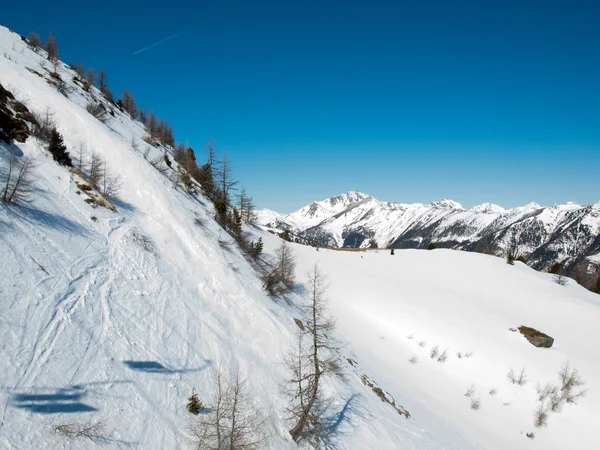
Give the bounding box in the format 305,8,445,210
47,128,72,166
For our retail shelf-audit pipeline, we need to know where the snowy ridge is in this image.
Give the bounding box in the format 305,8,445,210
258,191,600,277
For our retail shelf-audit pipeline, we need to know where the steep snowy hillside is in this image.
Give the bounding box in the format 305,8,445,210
258,192,600,285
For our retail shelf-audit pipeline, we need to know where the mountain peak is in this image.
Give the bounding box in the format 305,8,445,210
326,190,371,206
430,198,464,210
471,202,505,214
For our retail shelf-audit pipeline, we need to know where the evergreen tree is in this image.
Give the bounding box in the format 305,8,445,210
187,389,202,415
163,153,172,168
187,147,196,164
230,207,242,237
47,129,72,166
253,237,263,257
390,248,395,255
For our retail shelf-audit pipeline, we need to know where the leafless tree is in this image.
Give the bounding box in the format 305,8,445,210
100,84,114,102
86,101,108,123
72,142,87,173
86,68,95,88
1,152,37,204
507,367,528,386
87,151,105,188
100,165,121,200
238,187,256,224
286,264,342,445
119,89,137,118
147,111,158,137
54,419,107,442
96,68,106,89
191,366,265,450
266,241,296,295
72,62,85,78
45,32,59,62
30,107,55,142
215,152,237,204
138,109,147,125
27,31,41,50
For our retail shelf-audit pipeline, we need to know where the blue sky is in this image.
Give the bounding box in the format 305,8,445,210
3,0,599,212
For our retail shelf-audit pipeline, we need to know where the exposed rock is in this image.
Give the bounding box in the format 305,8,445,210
518,326,554,348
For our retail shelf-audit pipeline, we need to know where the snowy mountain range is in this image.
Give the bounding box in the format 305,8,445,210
257,191,600,284
1,24,600,450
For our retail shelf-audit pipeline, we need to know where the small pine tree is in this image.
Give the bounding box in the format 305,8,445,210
214,196,227,226
255,237,263,255
230,207,242,237
187,389,202,415
507,253,515,265
281,230,291,242
47,129,72,166
390,248,395,255
428,242,436,250
163,153,172,168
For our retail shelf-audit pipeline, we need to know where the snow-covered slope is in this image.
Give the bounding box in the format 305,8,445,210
257,192,600,281
257,235,600,450
2,24,599,450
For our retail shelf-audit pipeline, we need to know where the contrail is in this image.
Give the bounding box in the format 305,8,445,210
132,27,194,55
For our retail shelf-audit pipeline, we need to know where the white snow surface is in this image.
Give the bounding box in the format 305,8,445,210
1,25,600,450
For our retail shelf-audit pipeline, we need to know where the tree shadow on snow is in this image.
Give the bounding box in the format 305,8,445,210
305,394,367,449
111,198,137,214
11,386,98,414
122,360,212,374
5,204,87,235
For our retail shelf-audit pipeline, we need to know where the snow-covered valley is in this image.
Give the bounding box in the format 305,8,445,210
1,24,599,450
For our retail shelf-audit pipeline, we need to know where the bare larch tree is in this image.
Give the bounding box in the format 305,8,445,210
286,264,342,445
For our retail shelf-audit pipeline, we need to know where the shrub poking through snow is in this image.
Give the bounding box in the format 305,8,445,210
470,398,481,410
86,101,108,123
429,345,440,359
409,356,418,364
489,388,497,396
557,362,587,405
53,419,107,442
437,349,448,363
534,404,549,428
464,384,476,398
507,367,527,386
